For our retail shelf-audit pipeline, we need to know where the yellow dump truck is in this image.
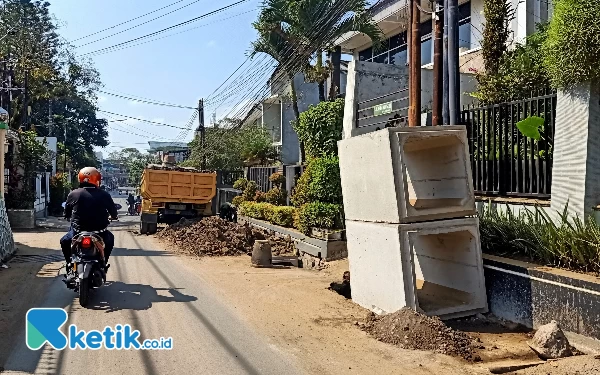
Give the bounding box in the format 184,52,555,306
139,165,217,234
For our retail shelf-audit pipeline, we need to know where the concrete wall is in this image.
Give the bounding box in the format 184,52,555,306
343,60,477,138
484,255,600,340
550,83,600,221
7,209,35,229
279,73,321,165
262,102,282,144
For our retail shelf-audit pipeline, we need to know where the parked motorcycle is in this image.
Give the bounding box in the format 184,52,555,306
63,230,108,307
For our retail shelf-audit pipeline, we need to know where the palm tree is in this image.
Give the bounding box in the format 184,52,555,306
255,0,383,101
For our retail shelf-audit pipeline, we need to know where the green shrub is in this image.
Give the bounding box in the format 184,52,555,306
254,191,266,203
292,156,342,207
293,98,344,159
239,201,271,220
269,172,286,188
239,201,296,228
241,181,258,201
233,178,248,191
295,202,343,235
543,0,600,88
265,187,287,206
266,206,296,227
308,156,342,204
480,203,600,274
231,196,245,207
291,166,311,207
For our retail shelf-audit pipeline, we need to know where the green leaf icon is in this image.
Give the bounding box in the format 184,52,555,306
516,116,544,140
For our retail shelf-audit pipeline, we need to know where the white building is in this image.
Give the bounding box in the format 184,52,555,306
337,0,553,74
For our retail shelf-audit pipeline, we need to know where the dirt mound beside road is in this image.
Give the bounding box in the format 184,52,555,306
158,216,295,256
363,307,477,361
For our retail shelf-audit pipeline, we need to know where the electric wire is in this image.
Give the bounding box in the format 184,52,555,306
79,0,250,57
75,0,207,48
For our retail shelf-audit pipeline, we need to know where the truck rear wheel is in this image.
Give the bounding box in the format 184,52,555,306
140,221,149,235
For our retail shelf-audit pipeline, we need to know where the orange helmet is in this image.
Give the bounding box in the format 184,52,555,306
78,167,101,187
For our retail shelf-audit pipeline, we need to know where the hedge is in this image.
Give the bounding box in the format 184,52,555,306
293,98,344,159
295,202,343,235
239,201,296,228
292,156,342,207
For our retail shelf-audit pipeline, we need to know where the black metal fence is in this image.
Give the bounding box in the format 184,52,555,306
217,170,244,187
247,166,279,193
461,91,556,199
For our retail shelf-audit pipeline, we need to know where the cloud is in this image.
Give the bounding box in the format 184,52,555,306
207,40,217,48
97,96,107,103
128,100,141,107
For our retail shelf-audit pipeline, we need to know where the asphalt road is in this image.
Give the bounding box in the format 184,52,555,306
3,198,302,375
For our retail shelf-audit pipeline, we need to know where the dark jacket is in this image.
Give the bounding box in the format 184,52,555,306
65,183,118,232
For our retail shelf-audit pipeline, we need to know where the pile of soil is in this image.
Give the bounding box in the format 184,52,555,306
363,307,477,361
158,216,295,256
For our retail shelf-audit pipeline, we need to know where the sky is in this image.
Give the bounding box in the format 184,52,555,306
50,0,263,156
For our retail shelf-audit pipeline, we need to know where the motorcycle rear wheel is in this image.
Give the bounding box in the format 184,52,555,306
79,278,90,307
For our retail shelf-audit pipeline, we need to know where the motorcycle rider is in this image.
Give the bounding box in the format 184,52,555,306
60,167,118,272
127,193,135,215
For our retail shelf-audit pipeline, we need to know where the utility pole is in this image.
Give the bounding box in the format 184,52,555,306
447,0,460,125
197,99,206,170
443,0,450,125
432,0,443,126
408,0,421,127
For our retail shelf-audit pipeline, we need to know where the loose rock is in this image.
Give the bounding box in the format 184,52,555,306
528,320,573,360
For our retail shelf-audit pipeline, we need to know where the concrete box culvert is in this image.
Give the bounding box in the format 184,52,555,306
345,217,487,319
338,126,476,224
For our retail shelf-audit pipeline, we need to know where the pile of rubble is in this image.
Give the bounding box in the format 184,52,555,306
158,216,295,256
362,307,477,361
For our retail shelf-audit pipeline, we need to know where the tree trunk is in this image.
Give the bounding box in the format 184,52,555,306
289,76,305,163
318,82,325,102
316,53,326,102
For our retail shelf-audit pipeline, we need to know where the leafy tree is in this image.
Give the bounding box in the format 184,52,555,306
107,148,156,186
481,0,514,75
0,0,108,169
294,98,344,159
473,24,551,104
543,0,600,88
183,119,277,170
254,0,382,102
5,131,53,209
128,154,157,187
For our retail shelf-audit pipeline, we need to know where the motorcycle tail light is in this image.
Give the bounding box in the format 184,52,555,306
81,237,92,248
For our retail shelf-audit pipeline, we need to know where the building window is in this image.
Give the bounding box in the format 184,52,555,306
357,0,472,65
358,47,373,61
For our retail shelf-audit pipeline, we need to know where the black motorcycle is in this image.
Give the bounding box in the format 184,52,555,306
63,230,108,307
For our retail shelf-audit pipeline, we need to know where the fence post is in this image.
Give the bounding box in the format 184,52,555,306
550,82,600,220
